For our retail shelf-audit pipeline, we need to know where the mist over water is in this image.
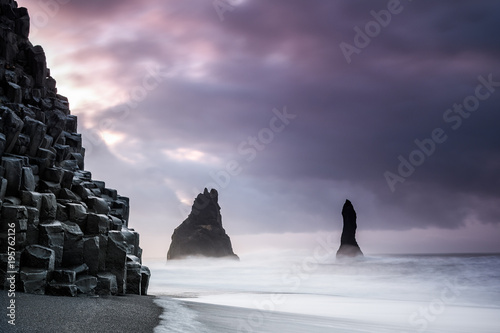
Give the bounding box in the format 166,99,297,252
147,251,500,333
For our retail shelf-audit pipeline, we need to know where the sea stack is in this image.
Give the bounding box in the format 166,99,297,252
167,188,238,260
336,200,363,258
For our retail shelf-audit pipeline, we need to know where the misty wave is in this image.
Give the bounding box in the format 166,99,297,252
148,251,500,333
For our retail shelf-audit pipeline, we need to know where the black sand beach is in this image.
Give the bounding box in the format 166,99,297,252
155,296,403,333
0,291,162,333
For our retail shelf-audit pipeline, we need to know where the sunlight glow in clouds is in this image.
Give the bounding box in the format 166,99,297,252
173,189,197,207
162,148,220,165
100,131,126,147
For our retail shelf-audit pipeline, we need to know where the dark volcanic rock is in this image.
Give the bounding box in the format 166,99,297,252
96,272,118,296
336,200,363,258
20,245,55,271
19,268,48,295
0,1,150,297
167,188,238,260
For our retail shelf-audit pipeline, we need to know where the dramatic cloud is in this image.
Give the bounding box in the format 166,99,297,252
17,0,500,255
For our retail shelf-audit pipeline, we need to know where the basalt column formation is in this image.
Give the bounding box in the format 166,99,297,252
0,1,150,296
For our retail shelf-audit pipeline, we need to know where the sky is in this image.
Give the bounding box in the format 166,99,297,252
17,0,500,257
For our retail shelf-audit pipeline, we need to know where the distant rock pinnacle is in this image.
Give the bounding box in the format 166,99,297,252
336,199,363,258
167,188,238,260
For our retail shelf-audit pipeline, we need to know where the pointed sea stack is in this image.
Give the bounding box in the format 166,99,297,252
336,200,363,258
167,188,238,260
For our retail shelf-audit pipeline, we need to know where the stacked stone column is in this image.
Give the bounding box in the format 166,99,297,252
0,0,150,296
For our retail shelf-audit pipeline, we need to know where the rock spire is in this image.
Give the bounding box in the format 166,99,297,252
167,188,238,260
336,199,363,258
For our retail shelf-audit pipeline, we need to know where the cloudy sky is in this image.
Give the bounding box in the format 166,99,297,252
18,0,500,256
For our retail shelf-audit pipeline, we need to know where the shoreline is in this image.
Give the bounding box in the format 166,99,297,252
155,296,408,333
0,291,163,333
155,295,500,333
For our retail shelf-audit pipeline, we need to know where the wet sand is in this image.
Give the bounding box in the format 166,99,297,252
154,296,411,333
154,296,500,333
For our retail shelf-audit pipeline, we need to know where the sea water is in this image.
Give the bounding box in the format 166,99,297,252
146,251,500,333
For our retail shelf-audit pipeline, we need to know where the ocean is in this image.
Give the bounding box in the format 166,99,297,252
146,250,500,333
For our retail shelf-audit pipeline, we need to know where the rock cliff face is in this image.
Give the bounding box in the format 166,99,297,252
336,200,363,258
167,188,238,260
0,1,150,296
